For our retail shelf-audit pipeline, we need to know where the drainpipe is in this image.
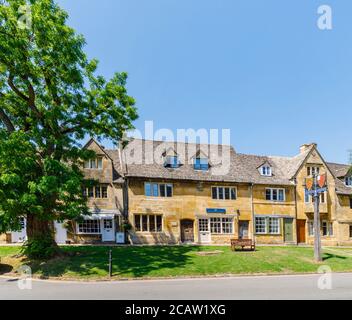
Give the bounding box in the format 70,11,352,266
294,180,298,246
250,183,256,244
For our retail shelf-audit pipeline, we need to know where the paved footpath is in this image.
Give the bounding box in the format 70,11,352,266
1,273,352,300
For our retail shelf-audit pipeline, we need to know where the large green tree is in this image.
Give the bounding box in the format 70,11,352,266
0,0,137,258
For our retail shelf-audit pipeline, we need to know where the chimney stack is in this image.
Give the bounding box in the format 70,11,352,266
300,143,317,154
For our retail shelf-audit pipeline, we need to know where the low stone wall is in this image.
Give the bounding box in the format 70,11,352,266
255,234,284,244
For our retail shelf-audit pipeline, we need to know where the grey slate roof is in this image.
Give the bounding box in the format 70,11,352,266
104,139,313,186
104,139,352,193
327,162,351,178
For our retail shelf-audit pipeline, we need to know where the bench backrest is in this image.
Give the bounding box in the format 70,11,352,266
231,239,253,245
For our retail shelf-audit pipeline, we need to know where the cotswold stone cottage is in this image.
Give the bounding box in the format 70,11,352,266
2,138,352,246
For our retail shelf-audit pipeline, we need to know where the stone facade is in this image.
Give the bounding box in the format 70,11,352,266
2,139,352,246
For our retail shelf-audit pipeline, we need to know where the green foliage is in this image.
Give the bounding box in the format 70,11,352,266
21,234,59,259
0,0,137,255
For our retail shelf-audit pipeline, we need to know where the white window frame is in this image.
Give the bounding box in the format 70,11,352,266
265,188,285,202
308,220,314,236
304,189,326,204
307,166,320,177
83,185,108,199
134,214,163,233
255,216,281,235
77,219,101,234
211,186,237,200
84,157,103,170
255,217,267,234
345,176,352,187
322,220,333,237
209,217,234,234
260,166,272,176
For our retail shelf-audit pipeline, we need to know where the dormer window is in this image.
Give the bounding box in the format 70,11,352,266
261,166,272,176
194,158,209,171
164,156,179,168
345,176,352,187
84,157,103,169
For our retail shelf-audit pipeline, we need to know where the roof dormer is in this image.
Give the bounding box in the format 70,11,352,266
192,149,210,171
258,161,272,176
162,147,180,168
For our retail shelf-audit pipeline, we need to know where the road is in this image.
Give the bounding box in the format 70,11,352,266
1,273,352,300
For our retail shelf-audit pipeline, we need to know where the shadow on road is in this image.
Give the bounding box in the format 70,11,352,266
0,263,13,275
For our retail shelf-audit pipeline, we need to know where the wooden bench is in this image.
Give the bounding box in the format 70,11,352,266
231,239,256,251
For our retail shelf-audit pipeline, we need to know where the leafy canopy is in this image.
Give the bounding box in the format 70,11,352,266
0,0,137,232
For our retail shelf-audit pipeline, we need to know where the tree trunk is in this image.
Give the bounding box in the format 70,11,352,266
25,214,61,259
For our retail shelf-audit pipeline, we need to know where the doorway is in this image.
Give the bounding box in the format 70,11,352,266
284,218,294,243
297,219,306,244
102,219,115,242
239,221,249,239
181,219,194,243
54,221,67,244
198,218,211,244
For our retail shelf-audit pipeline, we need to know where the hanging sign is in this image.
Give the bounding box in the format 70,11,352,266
305,174,327,195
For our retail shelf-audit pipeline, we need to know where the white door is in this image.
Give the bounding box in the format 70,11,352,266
54,221,67,244
102,219,115,242
198,218,211,244
11,217,27,243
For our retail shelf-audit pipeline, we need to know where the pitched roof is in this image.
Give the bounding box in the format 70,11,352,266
104,139,352,193
108,139,316,185
116,139,238,183
327,162,351,178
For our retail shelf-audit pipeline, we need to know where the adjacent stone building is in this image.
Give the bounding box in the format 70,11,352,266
2,138,352,246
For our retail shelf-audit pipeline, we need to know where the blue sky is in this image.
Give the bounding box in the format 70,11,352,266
58,0,352,163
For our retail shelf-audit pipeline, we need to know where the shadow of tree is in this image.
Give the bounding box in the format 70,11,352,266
323,253,347,261
25,246,201,278
0,263,13,274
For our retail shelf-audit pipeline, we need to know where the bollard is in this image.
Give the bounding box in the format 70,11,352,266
108,249,112,278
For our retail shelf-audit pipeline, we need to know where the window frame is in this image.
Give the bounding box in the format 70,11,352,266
144,182,173,198
255,216,281,235
194,157,209,171
84,157,103,170
209,217,234,234
77,219,101,234
164,155,179,168
260,166,272,176
134,214,163,233
211,186,237,201
322,220,333,237
83,185,108,199
265,188,286,202
345,176,352,187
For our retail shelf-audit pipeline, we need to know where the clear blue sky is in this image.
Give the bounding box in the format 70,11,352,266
58,0,352,164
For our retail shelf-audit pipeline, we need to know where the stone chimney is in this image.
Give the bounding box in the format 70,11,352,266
300,143,317,154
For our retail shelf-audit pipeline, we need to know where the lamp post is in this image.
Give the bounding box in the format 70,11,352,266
313,173,322,262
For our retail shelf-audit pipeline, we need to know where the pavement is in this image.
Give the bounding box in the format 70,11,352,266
1,273,352,300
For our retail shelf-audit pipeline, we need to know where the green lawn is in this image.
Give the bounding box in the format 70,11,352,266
1,245,352,280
